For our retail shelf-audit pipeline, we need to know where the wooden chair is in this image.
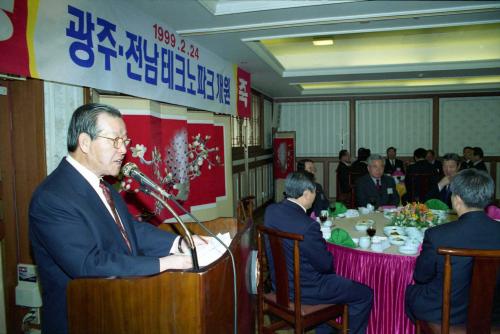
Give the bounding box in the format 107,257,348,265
236,195,255,221
405,173,433,203
348,171,364,208
416,247,500,334
256,225,348,334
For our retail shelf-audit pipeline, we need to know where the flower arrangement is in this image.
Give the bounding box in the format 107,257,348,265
390,202,439,228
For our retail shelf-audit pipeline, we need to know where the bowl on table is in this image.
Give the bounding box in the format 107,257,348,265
358,207,371,215
354,219,374,231
389,235,408,246
383,226,405,237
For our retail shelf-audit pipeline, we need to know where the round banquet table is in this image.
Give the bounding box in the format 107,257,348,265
327,212,418,334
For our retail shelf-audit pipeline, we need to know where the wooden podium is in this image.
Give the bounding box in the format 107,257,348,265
67,217,255,333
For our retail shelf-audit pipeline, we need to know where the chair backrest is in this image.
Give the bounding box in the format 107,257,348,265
406,173,433,202
257,225,304,311
236,195,255,221
348,171,364,208
438,247,500,334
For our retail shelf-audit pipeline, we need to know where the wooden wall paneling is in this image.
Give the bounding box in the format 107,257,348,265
349,98,356,158
1,78,46,334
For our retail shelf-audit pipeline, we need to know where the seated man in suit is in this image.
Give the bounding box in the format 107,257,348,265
356,154,399,208
471,146,488,171
405,148,438,202
405,168,500,325
336,149,351,203
265,172,373,334
459,146,473,170
425,153,460,208
297,158,329,217
29,103,202,334
384,146,405,175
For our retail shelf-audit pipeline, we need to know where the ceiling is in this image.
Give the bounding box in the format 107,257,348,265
129,0,500,99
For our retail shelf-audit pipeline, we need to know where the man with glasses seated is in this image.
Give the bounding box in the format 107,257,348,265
29,103,202,334
265,172,373,334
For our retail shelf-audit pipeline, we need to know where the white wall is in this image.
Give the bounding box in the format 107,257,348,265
279,101,350,156
356,99,433,156
439,96,500,156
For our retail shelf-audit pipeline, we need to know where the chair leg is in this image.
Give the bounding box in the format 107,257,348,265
415,320,421,334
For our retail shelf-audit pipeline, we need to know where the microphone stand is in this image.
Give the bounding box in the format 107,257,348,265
140,187,199,271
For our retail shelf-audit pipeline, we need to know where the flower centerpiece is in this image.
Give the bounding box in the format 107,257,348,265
390,202,439,228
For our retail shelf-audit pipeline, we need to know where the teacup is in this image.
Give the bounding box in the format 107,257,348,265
371,242,384,252
358,207,370,215
359,236,371,249
351,238,360,246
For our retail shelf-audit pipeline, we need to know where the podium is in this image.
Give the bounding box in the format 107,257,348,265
67,217,255,333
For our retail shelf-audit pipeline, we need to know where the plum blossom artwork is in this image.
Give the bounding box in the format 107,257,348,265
273,137,295,179
123,129,220,215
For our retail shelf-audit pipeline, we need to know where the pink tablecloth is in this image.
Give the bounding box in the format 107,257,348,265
327,243,417,334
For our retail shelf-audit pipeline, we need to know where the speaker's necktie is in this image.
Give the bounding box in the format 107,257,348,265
99,180,132,253
376,178,382,190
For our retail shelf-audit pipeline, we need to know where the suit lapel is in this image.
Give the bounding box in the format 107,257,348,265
60,159,136,254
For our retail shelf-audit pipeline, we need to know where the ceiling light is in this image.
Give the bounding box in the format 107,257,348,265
312,38,334,46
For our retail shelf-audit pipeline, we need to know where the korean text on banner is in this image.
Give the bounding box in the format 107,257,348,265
1,0,240,115
236,66,251,118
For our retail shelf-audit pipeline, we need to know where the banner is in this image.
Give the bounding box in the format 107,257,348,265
237,67,251,118
0,0,253,116
116,114,226,225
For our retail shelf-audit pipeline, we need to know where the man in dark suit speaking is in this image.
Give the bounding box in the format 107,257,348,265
29,103,198,334
265,172,373,334
405,168,500,325
356,154,399,208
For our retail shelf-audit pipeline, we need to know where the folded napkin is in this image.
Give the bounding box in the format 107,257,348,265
330,202,347,216
486,205,500,220
327,228,356,248
425,199,449,211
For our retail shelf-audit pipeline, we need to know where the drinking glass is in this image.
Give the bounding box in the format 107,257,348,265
367,225,377,239
319,210,329,223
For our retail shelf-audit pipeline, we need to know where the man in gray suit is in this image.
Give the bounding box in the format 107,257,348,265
356,154,399,208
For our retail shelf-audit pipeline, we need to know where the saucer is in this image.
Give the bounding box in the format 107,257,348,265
399,246,419,255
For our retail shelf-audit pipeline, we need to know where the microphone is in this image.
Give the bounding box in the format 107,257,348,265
121,162,171,199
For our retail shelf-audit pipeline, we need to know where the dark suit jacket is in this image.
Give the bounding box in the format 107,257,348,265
425,183,452,209
405,211,500,324
29,158,177,334
384,158,405,175
351,160,368,176
337,162,351,194
472,160,488,171
310,182,330,217
405,160,439,202
459,160,472,170
355,174,399,207
428,160,443,176
264,200,363,304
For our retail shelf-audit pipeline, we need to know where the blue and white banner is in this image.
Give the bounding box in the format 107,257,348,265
28,0,237,115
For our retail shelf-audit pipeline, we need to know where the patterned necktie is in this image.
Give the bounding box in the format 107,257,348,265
99,180,132,253
376,178,382,190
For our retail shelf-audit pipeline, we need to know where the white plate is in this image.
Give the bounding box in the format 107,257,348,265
399,246,419,255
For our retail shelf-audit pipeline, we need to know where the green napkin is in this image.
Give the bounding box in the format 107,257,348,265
330,202,347,217
425,199,449,210
327,228,356,248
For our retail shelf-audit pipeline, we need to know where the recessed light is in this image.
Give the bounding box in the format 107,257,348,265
312,38,334,46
